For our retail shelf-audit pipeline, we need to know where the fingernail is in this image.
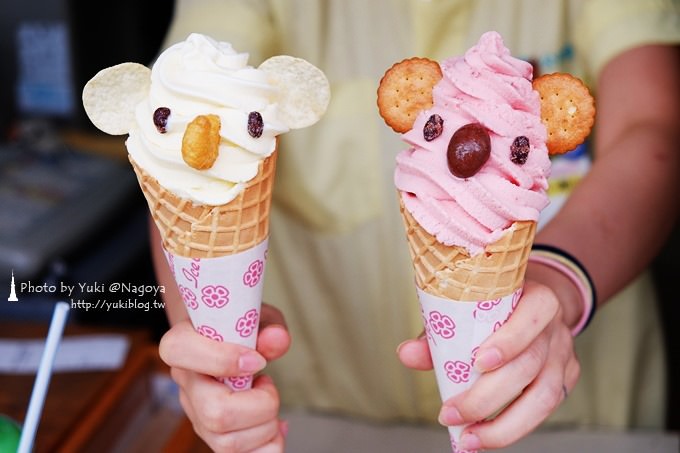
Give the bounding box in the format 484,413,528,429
475,348,502,372
459,432,481,451
438,406,464,426
257,374,274,385
239,352,266,373
396,340,409,354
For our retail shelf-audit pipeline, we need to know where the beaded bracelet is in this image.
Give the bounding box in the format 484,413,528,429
528,244,597,336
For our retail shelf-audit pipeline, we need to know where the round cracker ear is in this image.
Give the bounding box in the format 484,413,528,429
258,56,330,129
377,57,442,133
532,73,595,155
82,62,151,135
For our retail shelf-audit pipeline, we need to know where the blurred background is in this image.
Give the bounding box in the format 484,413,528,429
0,2,183,450
0,0,678,451
0,0,173,339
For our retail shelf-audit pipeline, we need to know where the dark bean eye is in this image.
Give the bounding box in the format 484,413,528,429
247,111,264,138
153,107,171,133
447,123,490,178
510,136,530,165
423,114,444,141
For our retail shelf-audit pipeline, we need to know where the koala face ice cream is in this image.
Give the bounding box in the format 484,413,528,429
83,33,330,205
395,32,551,255
379,31,593,255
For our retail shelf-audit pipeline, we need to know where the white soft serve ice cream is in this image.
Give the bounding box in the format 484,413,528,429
126,33,290,205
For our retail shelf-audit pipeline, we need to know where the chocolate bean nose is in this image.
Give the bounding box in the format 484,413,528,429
447,123,491,178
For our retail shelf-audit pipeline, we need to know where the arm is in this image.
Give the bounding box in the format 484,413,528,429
538,44,680,308
398,44,680,451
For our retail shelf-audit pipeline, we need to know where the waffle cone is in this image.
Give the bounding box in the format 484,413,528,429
130,151,277,258
399,195,535,301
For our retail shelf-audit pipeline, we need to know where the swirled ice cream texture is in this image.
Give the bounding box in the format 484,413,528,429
126,33,289,205
394,32,551,255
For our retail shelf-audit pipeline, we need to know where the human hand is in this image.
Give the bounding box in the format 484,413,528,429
397,281,579,451
159,304,291,452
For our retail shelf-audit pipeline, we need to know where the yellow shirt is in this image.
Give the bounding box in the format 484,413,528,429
162,0,680,428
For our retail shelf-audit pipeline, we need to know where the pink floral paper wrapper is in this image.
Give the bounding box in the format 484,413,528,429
418,286,523,453
164,239,269,392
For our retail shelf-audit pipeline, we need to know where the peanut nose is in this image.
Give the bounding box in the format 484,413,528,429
181,114,221,170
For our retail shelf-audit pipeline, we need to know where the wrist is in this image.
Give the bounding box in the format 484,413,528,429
527,245,597,336
527,260,582,328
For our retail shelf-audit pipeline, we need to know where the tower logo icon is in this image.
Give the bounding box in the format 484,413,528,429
8,270,19,302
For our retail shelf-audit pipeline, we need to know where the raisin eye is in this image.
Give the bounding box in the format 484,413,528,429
153,107,171,133
248,111,264,138
423,114,443,141
510,136,530,165
447,123,490,178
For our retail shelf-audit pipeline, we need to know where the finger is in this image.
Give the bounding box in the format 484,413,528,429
175,375,285,453
463,367,565,449
474,282,559,372
441,328,551,425
461,328,575,450
257,325,291,361
257,305,291,361
198,417,281,453
186,373,281,434
177,386,197,426
396,337,433,371
260,304,287,329
159,321,267,377
563,354,581,396
193,375,282,452
247,431,286,453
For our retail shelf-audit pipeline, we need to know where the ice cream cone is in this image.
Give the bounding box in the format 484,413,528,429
398,195,535,302
130,150,277,259
399,194,534,452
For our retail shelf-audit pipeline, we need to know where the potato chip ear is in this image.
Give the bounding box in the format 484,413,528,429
258,56,330,129
532,73,595,155
82,62,151,135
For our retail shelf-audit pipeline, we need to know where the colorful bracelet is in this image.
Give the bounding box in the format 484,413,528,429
528,244,597,336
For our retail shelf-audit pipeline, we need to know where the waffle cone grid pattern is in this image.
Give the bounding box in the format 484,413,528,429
130,151,277,258
399,195,536,301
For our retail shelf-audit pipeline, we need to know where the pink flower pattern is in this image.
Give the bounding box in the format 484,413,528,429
416,288,523,452
470,346,480,367
235,309,259,338
420,306,435,344
512,287,523,310
243,259,264,287
165,251,176,278
451,436,477,453
201,285,230,308
178,285,198,310
473,296,504,321
428,310,456,339
196,325,223,342
445,360,471,384
227,375,252,390
166,241,269,394
476,298,502,311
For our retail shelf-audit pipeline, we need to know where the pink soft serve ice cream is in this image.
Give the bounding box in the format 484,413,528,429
394,31,551,255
